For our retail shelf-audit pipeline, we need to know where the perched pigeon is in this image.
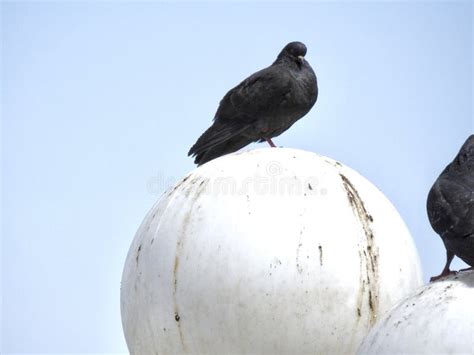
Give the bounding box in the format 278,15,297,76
188,41,318,166
427,135,474,281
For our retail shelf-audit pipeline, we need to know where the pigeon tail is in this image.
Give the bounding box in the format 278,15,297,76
193,134,252,166
188,122,250,164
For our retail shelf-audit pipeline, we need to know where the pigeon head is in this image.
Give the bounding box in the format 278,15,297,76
277,41,308,64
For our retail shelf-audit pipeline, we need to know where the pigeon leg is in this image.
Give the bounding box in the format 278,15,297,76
430,250,456,282
459,266,474,272
264,138,277,148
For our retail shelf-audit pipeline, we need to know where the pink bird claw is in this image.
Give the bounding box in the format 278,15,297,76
265,138,277,148
430,269,457,282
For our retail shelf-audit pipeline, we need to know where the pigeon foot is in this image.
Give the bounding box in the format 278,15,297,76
430,268,457,282
265,138,277,148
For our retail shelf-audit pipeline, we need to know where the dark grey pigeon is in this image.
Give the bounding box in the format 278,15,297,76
188,41,318,166
427,134,474,281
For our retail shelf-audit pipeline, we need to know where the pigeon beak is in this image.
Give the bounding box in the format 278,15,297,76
297,55,305,63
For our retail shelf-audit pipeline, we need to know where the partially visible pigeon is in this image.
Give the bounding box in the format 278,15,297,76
188,41,318,166
427,135,474,281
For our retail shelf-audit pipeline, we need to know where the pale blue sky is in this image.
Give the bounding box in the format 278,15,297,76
2,1,473,353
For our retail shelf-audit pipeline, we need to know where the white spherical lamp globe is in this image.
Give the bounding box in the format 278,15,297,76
357,270,474,354
121,148,422,354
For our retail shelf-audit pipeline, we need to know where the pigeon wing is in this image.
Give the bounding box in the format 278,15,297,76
427,176,474,239
214,65,291,124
